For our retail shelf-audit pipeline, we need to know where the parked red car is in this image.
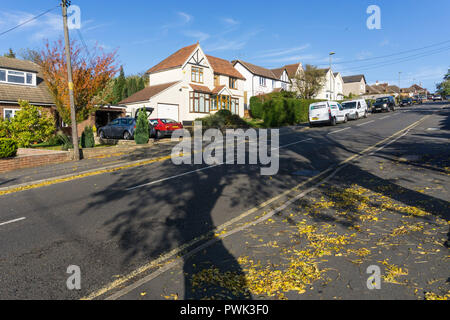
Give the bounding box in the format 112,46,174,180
149,119,184,139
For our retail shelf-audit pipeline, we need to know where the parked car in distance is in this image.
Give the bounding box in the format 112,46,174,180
372,96,397,113
400,98,413,107
98,118,137,140
412,96,423,104
341,99,369,120
149,119,184,139
309,101,349,126
433,95,443,101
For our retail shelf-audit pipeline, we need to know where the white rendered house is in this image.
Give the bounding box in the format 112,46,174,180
232,60,290,109
120,43,246,124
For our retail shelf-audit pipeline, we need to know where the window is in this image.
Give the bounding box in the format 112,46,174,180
231,98,239,114
259,77,266,87
0,69,35,86
272,80,276,88
229,77,237,89
214,75,220,86
3,109,19,120
190,92,210,113
191,67,204,83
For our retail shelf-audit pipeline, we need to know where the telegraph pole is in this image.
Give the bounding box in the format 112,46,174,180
61,0,80,160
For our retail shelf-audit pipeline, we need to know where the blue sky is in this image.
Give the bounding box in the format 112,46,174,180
0,0,448,91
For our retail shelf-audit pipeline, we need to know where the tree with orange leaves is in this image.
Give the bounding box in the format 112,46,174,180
40,39,118,125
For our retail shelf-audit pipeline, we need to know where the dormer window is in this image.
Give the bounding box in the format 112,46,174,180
0,69,36,86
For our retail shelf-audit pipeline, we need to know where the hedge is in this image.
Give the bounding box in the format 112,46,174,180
0,138,18,159
249,94,325,127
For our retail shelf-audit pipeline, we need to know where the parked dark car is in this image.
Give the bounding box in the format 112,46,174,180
400,98,413,107
98,118,137,140
412,96,423,104
372,96,397,113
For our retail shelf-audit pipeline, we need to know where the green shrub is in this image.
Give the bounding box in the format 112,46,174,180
5,101,55,147
197,110,249,130
81,126,95,148
135,109,149,144
0,138,18,158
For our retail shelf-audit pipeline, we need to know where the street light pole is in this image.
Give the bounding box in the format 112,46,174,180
61,0,80,161
329,52,335,101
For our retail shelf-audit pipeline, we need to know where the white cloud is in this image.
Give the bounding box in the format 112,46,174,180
255,44,311,59
260,54,318,64
183,30,210,42
380,39,390,47
223,18,240,26
205,29,262,52
178,12,193,24
206,40,247,52
356,50,373,60
0,10,62,41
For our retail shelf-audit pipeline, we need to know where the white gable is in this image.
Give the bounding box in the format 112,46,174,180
182,45,211,71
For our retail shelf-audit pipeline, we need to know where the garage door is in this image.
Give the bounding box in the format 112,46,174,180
157,104,179,122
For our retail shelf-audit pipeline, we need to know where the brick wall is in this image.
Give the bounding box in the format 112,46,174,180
0,150,71,173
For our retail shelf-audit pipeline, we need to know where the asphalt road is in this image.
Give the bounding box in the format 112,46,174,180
0,102,448,300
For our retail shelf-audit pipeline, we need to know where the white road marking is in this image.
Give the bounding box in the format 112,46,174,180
0,217,26,227
127,138,314,191
328,127,351,135
380,115,391,120
357,120,375,127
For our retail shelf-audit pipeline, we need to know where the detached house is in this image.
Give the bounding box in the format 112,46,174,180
314,68,336,100
120,43,246,124
342,74,367,97
232,60,290,109
0,56,55,120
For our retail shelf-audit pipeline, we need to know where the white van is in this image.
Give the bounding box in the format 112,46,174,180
309,101,349,126
341,99,369,120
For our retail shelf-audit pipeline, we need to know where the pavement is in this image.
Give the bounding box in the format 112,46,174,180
0,102,448,300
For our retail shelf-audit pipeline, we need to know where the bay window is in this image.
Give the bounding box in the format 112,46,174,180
190,92,210,113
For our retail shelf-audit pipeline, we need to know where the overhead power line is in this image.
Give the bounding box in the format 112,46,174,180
318,39,450,66
0,5,61,37
342,45,450,73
